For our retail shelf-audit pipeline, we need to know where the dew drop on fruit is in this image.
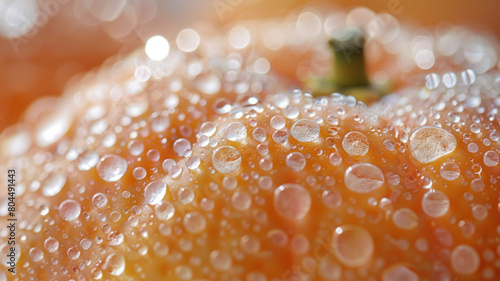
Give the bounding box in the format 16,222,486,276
284,105,299,119
103,253,125,276
461,69,476,85
183,212,206,234
59,199,81,221
318,258,342,280
286,152,306,171
42,173,66,197
483,150,499,166
225,122,247,141
270,116,286,129
155,200,175,221
44,237,59,253
422,190,450,218
472,204,488,221
77,151,99,171
144,181,167,205
344,163,384,193
231,191,252,211
440,162,460,181
240,235,260,254
173,138,191,157
200,122,217,136
178,187,194,204
150,115,170,132
342,131,369,156
332,225,374,267
29,247,43,262
382,264,419,281
92,193,108,209
272,129,289,144
321,190,342,209
0,243,20,266
425,73,440,89
175,265,193,280
451,245,480,275
392,208,418,230
212,146,242,174
442,72,457,88
96,154,128,182
194,73,221,95
290,234,310,255
290,119,320,142
252,127,267,142
409,126,457,164
209,250,232,272
273,183,311,220
329,153,342,166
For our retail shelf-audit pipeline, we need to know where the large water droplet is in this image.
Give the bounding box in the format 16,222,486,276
450,245,480,275
155,200,175,220
225,122,247,141
183,212,206,234
422,190,450,218
342,131,369,156
103,253,125,276
344,163,384,193
440,162,460,181
392,208,418,230
59,199,81,221
97,155,128,182
484,150,499,167
332,225,374,267
144,181,167,205
44,237,59,253
42,173,66,197
286,152,306,172
212,146,242,174
209,250,232,272
409,126,457,164
92,193,108,209
290,119,320,142
382,264,419,281
273,183,311,220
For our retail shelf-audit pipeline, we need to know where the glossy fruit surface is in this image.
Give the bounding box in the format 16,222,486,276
1,8,500,281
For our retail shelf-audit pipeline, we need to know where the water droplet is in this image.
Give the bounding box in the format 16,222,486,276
290,119,320,142
382,264,419,281
321,190,342,209
318,258,342,280
77,151,99,171
332,225,374,267
270,116,286,129
392,208,418,230
461,69,476,85
67,246,80,260
144,181,167,205
44,237,59,253
329,153,342,166
225,122,247,141
103,253,125,276
484,150,499,167
0,243,20,266
155,200,175,221
290,234,310,255
231,191,252,211
342,131,369,156
451,245,480,275
92,193,108,209
440,162,460,181
212,146,242,174
175,265,193,280
194,73,221,95
96,155,128,182
422,190,450,218
442,72,457,88
42,173,66,197
59,199,81,221
272,129,289,144
240,235,260,254
209,250,232,272
409,126,457,164
178,187,194,204
173,138,191,157
29,247,44,262
344,163,384,193
425,73,440,89
286,152,306,172
273,183,311,220
145,35,169,61
252,127,267,142
151,115,170,132
183,212,206,234
472,204,488,221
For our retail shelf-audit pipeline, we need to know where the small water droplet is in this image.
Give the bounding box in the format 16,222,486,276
290,119,320,142
392,208,418,229
425,73,440,89
286,152,306,172
440,162,460,181
484,150,499,167
144,181,167,205
183,212,206,234
225,122,247,141
92,193,108,209
96,155,128,182
342,131,369,156
382,264,419,281
155,200,175,221
209,250,232,272
59,199,81,221
231,191,252,211
212,146,242,174
103,253,125,276
270,116,286,129
451,245,480,275
273,183,311,220
44,237,59,253
29,247,44,262
422,190,450,218
344,163,384,193
409,126,457,164
332,225,374,267
77,151,100,171
42,173,66,197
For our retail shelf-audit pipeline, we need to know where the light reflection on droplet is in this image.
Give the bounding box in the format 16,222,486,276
145,35,170,61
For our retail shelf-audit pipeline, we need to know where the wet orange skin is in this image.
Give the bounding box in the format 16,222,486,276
1,7,500,281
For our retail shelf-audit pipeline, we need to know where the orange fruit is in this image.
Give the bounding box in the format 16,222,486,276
1,7,500,281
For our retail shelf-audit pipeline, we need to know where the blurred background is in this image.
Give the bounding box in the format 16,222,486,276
0,0,499,131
